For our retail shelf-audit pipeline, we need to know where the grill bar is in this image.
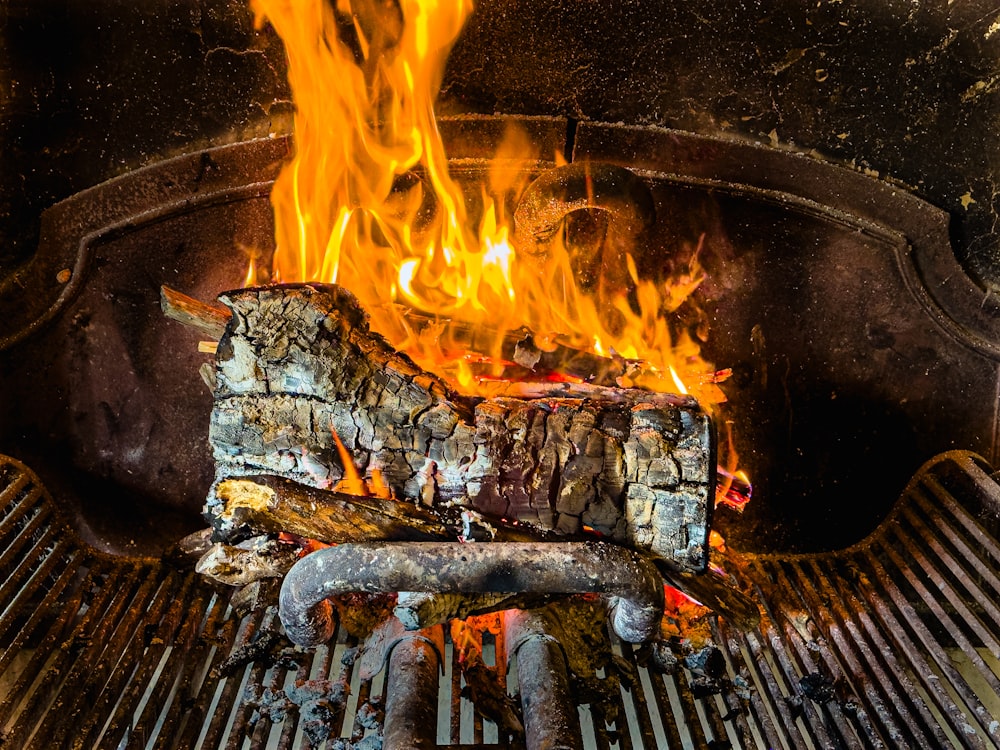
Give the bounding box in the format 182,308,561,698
201,605,269,749
38,566,164,748
1,452,999,748
796,557,938,747
866,544,992,746
99,573,203,749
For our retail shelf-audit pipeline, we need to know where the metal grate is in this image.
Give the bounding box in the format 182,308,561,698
1,451,998,749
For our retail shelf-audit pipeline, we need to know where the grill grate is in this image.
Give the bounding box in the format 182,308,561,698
1,451,998,749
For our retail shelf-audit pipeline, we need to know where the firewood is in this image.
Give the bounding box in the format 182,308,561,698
161,284,633,383
211,474,555,544
652,561,761,632
207,283,714,572
160,285,231,339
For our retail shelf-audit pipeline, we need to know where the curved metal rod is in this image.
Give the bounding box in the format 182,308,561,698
511,162,658,334
279,541,664,647
513,162,656,253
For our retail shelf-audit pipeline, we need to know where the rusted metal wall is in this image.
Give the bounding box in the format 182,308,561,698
3,1,999,287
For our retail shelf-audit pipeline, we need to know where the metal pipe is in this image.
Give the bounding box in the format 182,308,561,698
504,608,584,750
382,626,444,750
279,541,664,647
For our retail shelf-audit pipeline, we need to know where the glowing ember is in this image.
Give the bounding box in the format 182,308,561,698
716,422,752,511
717,467,753,511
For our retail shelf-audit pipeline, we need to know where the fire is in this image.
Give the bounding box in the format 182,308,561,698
716,421,752,512
249,0,733,411
331,424,393,499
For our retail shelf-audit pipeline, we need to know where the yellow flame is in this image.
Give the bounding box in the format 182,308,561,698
253,0,727,407
330,425,366,496
243,256,257,287
668,365,688,395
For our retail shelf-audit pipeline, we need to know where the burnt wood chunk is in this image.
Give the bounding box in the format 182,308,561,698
207,283,714,571
195,536,299,587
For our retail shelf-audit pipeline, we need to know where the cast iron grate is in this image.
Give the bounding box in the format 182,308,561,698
0,451,998,749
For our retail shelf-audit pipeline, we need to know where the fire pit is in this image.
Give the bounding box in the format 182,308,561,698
1,111,998,749
2,0,1000,748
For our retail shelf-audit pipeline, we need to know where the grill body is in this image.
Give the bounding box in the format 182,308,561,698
2,450,998,749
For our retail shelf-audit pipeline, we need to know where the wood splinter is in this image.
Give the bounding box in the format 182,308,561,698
160,285,231,340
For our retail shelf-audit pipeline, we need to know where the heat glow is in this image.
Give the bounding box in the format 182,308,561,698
250,0,728,410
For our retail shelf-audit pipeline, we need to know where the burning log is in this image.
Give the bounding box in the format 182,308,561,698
206,283,715,572
162,283,644,386
210,474,556,545
213,475,454,543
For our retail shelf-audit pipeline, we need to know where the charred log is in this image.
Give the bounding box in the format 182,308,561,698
162,283,642,386
207,283,714,571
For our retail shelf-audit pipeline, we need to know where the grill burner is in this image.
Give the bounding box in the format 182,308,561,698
2,450,998,748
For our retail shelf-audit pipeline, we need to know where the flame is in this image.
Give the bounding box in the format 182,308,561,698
716,420,752,511
243,256,257,288
252,0,731,409
331,426,367,496
330,423,393,498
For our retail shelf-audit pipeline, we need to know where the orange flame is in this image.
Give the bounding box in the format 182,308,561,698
330,424,394,499
251,0,730,409
330,426,367,496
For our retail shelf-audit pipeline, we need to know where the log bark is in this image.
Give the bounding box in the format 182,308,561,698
207,283,714,572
